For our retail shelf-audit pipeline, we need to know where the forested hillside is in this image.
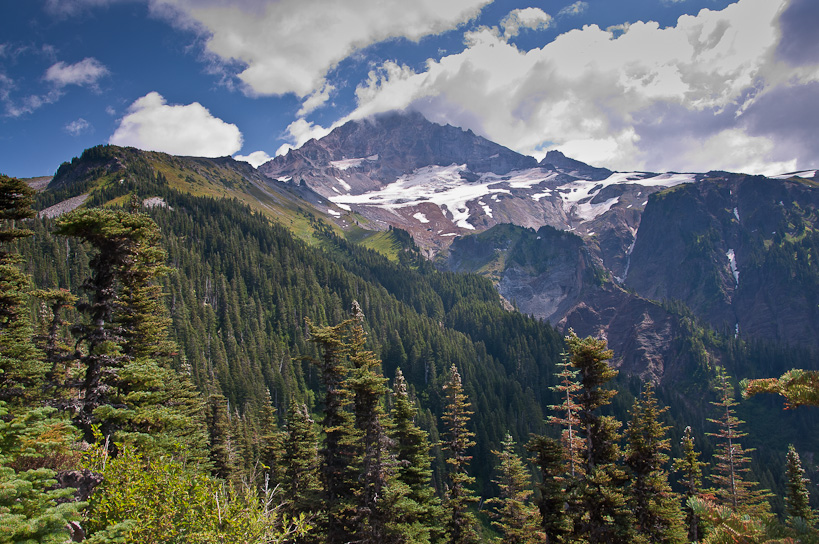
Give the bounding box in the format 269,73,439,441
2,146,819,542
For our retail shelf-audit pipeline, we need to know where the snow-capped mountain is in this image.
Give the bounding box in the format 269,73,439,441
260,110,700,260
260,110,819,381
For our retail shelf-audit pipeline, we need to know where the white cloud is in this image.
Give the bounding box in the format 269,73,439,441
500,8,553,39
109,91,243,157
297,82,335,117
65,118,91,136
150,0,491,97
275,118,332,156
44,57,109,88
234,150,272,168
558,1,588,17
339,0,818,174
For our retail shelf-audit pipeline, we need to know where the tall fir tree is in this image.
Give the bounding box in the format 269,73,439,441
345,301,391,543
282,400,323,522
55,208,207,458
707,367,771,516
441,364,480,544
565,330,637,544
0,175,46,404
673,426,705,542
308,316,359,544
527,435,571,544
487,433,546,544
389,367,443,543
624,382,685,544
547,353,584,478
784,444,814,526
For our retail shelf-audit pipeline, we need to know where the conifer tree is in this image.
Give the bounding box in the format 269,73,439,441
442,364,480,544
547,353,584,478
55,208,207,457
389,368,443,542
565,330,637,543
707,367,771,516
488,433,546,544
308,316,359,544
673,426,705,542
784,444,814,526
345,301,391,543
624,382,685,544
0,175,46,404
527,435,571,544
282,400,322,519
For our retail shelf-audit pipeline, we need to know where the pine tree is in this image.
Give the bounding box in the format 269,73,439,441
55,208,208,457
282,400,322,519
0,175,46,404
673,426,705,542
565,330,637,543
707,367,771,516
547,353,584,478
389,367,443,542
624,382,685,544
308,316,359,544
345,301,391,543
441,364,480,544
527,435,571,544
487,433,546,544
784,444,814,526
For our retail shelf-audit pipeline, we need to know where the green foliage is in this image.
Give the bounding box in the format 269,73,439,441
784,445,814,526
442,364,480,544
707,368,772,517
743,369,819,409
486,434,545,544
624,383,685,544
673,426,706,542
0,403,82,544
82,441,311,543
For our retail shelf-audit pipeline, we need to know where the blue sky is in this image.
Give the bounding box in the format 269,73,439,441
2,0,818,178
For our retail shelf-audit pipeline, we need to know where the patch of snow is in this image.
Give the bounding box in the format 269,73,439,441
733,207,739,221
726,249,739,286
335,178,351,191
336,203,351,211
531,191,551,200
330,155,379,170
574,196,620,222
440,233,459,237
479,201,493,218
627,204,633,209
642,201,648,206
327,208,341,217
330,158,365,170
413,212,430,223
332,187,340,194
276,176,292,182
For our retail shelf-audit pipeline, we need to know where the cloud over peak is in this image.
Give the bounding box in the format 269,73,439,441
109,91,243,157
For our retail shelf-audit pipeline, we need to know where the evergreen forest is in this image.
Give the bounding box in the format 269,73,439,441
2,150,819,543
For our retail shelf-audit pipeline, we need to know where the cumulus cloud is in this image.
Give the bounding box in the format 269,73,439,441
338,0,819,174
234,150,272,168
109,91,243,157
150,0,491,97
65,118,91,136
297,82,335,117
500,8,553,39
275,118,332,156
44,57,109,88
558,1,588,17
